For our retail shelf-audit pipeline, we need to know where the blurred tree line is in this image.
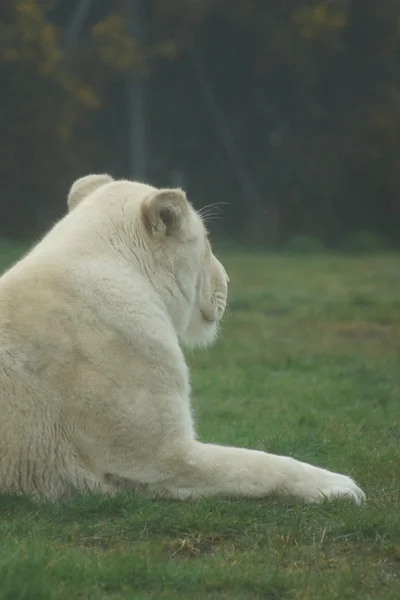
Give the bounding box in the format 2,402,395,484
1,0,400,247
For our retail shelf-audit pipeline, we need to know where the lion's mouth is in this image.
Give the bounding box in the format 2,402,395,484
200,291,226,324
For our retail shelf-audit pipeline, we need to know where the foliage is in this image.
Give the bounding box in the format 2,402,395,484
1,0,400,244
282,234,327,254
0,248,399,598
342,231,389,253
0,0,138,237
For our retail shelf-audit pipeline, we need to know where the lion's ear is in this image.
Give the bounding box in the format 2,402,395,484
141,188,189,237
68,174,114,211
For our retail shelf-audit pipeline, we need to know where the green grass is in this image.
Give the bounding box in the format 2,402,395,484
0,246,399,599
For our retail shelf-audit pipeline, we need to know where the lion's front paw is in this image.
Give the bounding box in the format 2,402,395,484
307,470,366,504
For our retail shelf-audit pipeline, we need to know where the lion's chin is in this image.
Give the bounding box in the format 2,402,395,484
180,313,219,349
200,309,217,324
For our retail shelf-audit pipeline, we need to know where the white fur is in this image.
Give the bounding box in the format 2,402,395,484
0,175,365,504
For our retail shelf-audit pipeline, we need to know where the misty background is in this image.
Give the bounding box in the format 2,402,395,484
1,0,400,250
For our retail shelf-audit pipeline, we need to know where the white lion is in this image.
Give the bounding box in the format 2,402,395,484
0,175,365,504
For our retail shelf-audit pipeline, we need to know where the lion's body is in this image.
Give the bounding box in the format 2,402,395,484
0,175,365,503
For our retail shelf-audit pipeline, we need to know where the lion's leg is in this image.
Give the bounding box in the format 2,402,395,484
145,441,365,504
68,389,364,504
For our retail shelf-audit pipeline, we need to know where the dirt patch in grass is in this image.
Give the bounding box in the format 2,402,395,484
332,322,392,339
168,533,236,560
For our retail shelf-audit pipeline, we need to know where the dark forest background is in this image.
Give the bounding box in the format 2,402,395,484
1,0,400,249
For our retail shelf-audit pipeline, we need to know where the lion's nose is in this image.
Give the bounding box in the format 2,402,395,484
217,260,229,284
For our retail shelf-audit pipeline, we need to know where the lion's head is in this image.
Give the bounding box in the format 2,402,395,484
67,174,229,348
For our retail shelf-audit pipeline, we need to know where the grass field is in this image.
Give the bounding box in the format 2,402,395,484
0,247,399,599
